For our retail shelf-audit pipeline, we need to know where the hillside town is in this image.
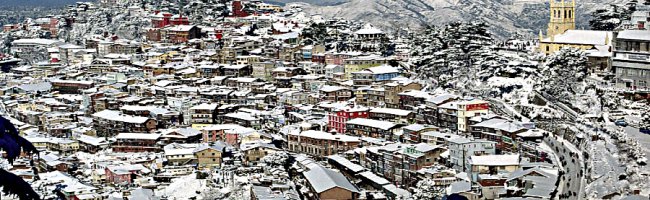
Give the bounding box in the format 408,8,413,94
0,0,649,199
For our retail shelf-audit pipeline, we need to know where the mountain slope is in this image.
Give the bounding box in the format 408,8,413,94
290,0,627,39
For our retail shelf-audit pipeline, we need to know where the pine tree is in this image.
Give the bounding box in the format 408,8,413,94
538,47,588,103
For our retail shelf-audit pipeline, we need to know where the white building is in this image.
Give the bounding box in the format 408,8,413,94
448,137,497,173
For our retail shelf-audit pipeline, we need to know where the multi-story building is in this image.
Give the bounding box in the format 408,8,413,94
419,94,460,125
351,65,400,86
91,110,157,137
113,133,161,152
403,124,439,143
435,99,490,133
366,87,385,107
420,131,462,145
364,143,445,187
51,80,94,94
240,141,280,165
468,154,520,181
120,105,181,128
200,124,255,143
386,81,423,109
369,107,413,124
194,142,228,169
162,25,200,44
346,118,400,139
448,137,497,173
287,130,361,157
252,61,275,80
158,127,202,144
189,103,219,125
396,89,429,110
320,85,353,102
163,143,199,166
612,30,650,93
10,38,63,54
223,112,262,129
327,106,369,133
222,64,253,77
470,118,527,152
343,55,390,79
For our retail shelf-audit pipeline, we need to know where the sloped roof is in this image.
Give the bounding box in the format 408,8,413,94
160,127,201,138
302,165,359,193
469,154,520,166
472,118,526,133
346,118,396,130
92,110,150,124
369,107,411,116
116,133,161,140
193,141,227,153
328,155,365,173
542,30,611,45
355,24,383,35
617,30,650,41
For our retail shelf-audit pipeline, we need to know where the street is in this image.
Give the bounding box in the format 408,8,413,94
545,133,584,199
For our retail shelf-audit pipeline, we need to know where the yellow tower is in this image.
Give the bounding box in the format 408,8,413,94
547,0,576,37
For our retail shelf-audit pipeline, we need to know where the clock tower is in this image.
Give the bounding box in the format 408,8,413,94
547,0,576,37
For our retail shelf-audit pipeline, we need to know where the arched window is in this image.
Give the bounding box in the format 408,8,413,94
564,10,567,18
569,10,572,18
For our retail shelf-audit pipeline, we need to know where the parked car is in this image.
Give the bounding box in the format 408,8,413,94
641,128,650,134
615,119,628,127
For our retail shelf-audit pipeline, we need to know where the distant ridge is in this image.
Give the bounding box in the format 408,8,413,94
1,0,95,8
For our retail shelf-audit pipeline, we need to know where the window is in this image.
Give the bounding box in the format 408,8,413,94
628,69,638,76
546,46,550,52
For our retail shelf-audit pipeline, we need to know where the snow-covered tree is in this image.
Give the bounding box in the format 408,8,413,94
589,4,633,31
640,107,650,130
410,21,494,89
411,178,445,199
537,47,588,103
260,151,289,167
301,22,327,46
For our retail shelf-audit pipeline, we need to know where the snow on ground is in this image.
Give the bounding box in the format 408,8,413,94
623,126,650,164
579,118,650,198
159,173,206,199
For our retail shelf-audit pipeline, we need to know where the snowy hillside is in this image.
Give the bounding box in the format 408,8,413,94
287,0,628,39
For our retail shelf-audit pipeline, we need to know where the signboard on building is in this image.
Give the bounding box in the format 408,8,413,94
466,103,489,111
629,54,649,61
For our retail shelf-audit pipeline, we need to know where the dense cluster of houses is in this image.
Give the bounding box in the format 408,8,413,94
1,0,628,200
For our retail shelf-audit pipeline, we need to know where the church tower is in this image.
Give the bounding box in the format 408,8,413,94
547,0,576,36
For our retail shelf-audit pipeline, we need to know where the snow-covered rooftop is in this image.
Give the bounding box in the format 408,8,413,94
346,118,397,130
542,30,612,46
617,30,650,41
469,154,520,166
